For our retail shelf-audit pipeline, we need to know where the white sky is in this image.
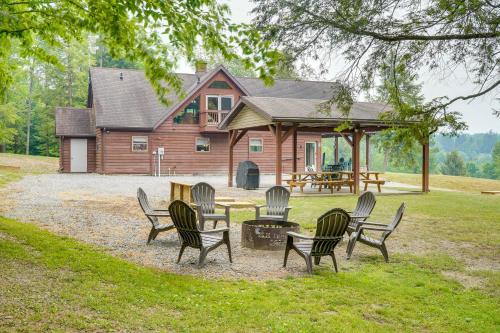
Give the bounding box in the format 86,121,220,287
178,0,499,133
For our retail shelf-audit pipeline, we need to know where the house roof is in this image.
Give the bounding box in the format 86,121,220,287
55,107,95,137
219,96,394,130
88,66,339,130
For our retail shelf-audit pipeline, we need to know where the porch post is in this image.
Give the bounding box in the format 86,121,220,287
334,135,339,164
365,134,370,171
275,122,283,185
292,129,297,172
228,130,234,187
422,136,430,193
352,130,363,194
227,129,248,187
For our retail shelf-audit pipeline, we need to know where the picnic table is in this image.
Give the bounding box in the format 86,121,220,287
286,171,354,193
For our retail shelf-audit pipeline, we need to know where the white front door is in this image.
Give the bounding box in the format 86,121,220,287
305,142,317,171
70,139,87,172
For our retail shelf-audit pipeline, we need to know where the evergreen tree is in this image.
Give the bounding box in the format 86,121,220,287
441,151,466,176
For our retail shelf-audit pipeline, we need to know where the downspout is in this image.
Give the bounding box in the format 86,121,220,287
101,128,105,174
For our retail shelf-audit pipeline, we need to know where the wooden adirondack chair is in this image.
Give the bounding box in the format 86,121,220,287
137,187,175,244
283,208,350,274
168,200,232,267
191,182,230,230
255,185,292,221
347,191,376,236
346,203,406,262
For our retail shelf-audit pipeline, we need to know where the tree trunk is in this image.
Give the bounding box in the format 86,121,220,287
26,60,35,155
383,149,389,172
67,46,73,106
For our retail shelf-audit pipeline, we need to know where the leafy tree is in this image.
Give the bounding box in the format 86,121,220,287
252,0,498,134
492,141,500,179
466,162,480,178
1,0,280,105
0,103,19,149
441,151,466,176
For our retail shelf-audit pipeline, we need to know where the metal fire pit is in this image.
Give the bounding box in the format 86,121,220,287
241,220,300,251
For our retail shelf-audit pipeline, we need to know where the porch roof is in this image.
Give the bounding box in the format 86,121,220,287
219,96,401,131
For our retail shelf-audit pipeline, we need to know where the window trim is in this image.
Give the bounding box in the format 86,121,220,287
249,138,264,153
195,136,210,153
206,95,234,111
131,136,148,153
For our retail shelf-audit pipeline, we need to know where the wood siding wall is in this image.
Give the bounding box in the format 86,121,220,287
93,70,322,174
59,137,97,173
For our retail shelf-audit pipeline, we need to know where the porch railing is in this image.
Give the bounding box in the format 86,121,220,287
206,111,229,125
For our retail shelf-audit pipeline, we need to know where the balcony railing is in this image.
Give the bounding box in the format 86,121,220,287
206,111,229,126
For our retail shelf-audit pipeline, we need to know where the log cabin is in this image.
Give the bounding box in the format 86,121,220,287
55,63,337,175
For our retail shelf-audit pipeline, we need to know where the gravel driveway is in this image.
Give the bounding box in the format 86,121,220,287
1,173,360,280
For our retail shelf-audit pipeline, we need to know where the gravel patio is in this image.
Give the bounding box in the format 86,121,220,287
0,173,412,280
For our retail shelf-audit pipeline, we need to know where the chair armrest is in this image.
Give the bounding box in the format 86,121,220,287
200,227,229,234
147,212,170,217
358,221,388,227
286,231,313,240
218,203,231,208
359,226,390,232
255,204,265,208
154,209,170,212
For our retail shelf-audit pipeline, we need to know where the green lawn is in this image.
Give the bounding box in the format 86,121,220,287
0,154,499,332
1,215,499,332
385,172,500,193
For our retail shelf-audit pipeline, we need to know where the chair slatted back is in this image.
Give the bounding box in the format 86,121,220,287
168,200,202,248
311,208,350,256
352,191,376,224
137,187,159,227
266,186,290,216
191,182,215,214
381,203,406,242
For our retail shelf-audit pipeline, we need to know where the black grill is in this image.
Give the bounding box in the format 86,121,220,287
236,160,260,189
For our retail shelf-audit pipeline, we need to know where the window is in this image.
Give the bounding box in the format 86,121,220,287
206,95,233,111
196,137,210,152
132,136,148,152
173,96,200,124
249,138,263,152
221,97,232,110
208,80,232,89
207,96,219,110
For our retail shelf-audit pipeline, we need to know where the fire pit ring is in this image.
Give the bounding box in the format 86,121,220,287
241,220,300,251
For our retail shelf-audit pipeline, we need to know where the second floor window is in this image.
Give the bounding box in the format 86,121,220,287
206,95,233,111
173,96,200,124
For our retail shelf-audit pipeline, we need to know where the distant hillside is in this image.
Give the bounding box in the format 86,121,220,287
434,132,499,161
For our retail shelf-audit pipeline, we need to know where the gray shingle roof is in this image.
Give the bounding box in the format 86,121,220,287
88,66,339,129
219,96,393,129
55,107,95,137
90,67,198,129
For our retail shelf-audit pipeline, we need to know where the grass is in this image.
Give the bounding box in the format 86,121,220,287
1,216,499,332
0,154,499,331
385,172,500,193
0,152,58,174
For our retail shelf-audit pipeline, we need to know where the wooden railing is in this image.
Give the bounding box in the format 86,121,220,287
206,111,229,125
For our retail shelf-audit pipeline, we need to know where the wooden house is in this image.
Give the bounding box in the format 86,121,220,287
55,64,336,174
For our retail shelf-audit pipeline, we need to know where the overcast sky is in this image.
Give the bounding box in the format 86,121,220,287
180,0,499,133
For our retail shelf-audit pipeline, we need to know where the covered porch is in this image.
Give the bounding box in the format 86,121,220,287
219,96,430,194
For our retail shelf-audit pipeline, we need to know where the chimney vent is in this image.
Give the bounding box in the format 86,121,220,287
119,72,123,80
